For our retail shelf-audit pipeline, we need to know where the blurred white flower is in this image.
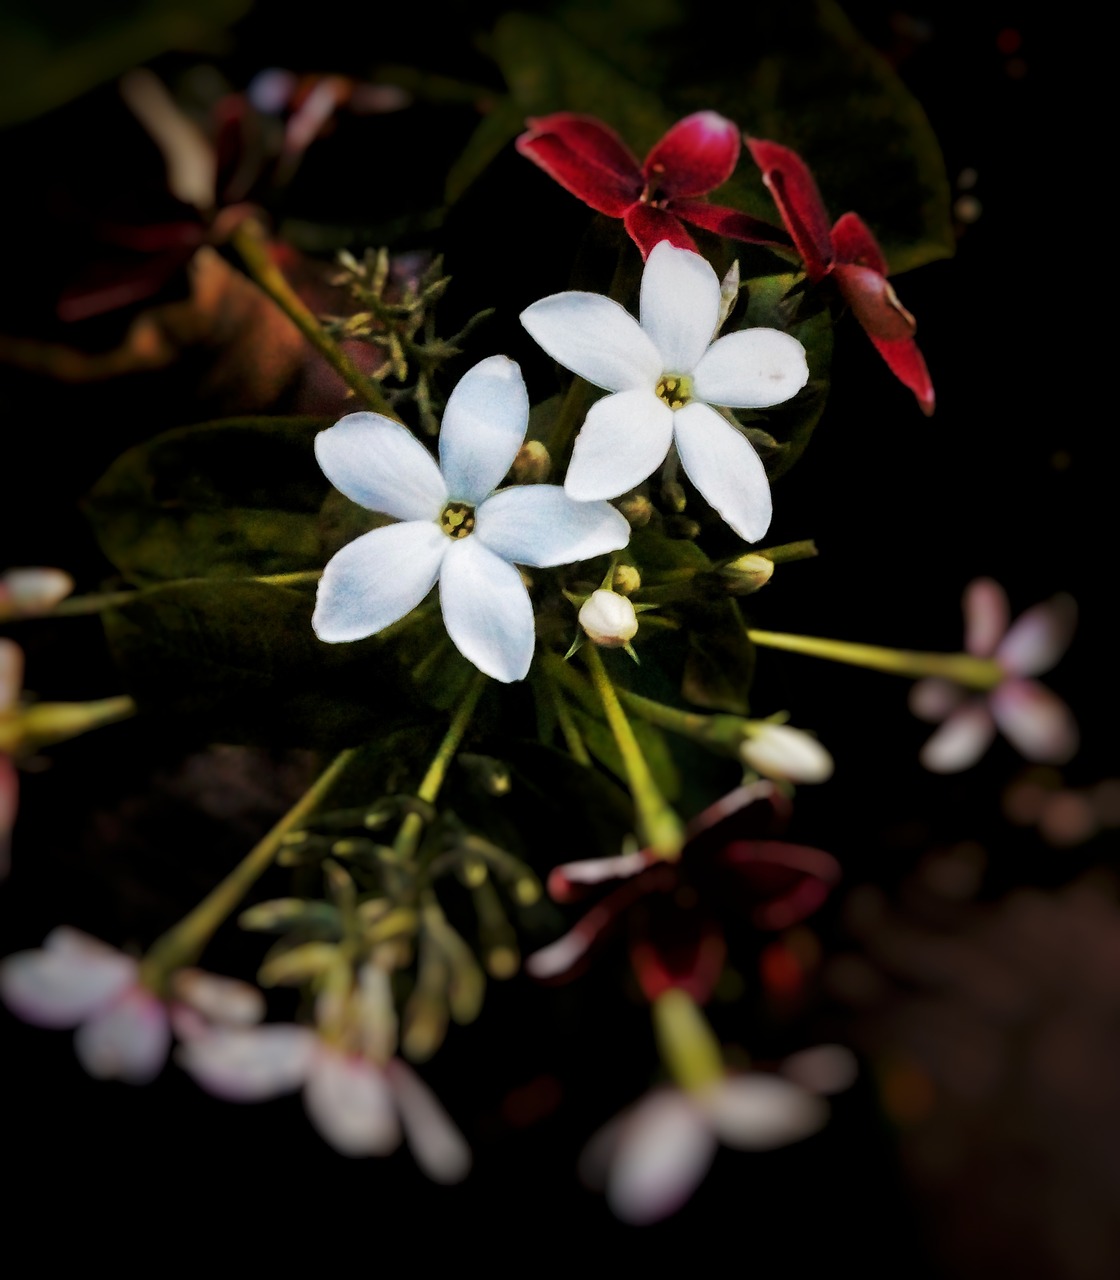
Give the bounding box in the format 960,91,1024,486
179,1023,471,1179
312,355,630,682
520,241,808,541
581,1073,827,1224
911,578,1078,773
0,567,74,620
740,722,834,783
0,927,263,1085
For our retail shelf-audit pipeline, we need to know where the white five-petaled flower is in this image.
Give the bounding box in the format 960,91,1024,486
312,355,630,683
520,241,809,542
910,577,1079,773
0,927,264,1084
581,1073,828,1225
178,1024,471,1180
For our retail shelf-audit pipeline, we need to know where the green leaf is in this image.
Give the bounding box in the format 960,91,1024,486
681,599,755,715
568,704,680,803
84,417,331,586
102,579,422,748
628,525,711,576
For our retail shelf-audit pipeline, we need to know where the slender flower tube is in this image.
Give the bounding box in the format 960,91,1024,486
910,578,1078,772
745,137,934,414
312,355,630,682
516,111,789,259
521,242,808,541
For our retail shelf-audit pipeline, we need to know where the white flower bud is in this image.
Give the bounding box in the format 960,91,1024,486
719,553,774,595
579,590,639,647
740,723,834,784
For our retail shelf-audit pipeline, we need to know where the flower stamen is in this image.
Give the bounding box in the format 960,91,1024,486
655,374,693,411
439,501,476,539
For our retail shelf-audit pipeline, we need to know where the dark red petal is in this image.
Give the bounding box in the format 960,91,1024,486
683,781,790,865
622,205,697,259
717,840,841,930
643,111,740,198
516,114,642,217
866,333,936,416
631,908,727,1004
830,211,888,275
672,199,791,248
832,263,916,342
744,137,833,280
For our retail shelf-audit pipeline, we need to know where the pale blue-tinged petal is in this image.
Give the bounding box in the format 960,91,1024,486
962,578,1009,658
0,928,136,1027
315,413,446,520
639,241,721,374
387,1059,472,1184
919,700,996,773
438,355,529,505
909,677,966,723
439,538,535,683
476,486,630,567
692,328,809,408
564,388,674,501
304,1047,400,1156
991,678,1079,763
178,1025,317,1101
702,1074,827,1150
672,402,772,542
74,986,171,1085
313,522,446,643
996,595,1077,677
520,293,661,392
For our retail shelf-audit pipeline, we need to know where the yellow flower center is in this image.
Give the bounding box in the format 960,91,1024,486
655,374,692,411
439,501,476,539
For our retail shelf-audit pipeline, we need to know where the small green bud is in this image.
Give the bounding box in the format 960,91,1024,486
719,553,775,595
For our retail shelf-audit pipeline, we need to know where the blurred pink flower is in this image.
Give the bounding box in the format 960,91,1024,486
910,578,1078,773
517,111,788,259
179,1024,470,1179
0,927,264,1084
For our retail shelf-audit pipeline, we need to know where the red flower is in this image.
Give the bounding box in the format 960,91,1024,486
516,111,789,260
745,137,935,415
525,782,839,1003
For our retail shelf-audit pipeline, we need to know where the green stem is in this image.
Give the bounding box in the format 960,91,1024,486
745,539,818,565
581,644,684,859
391,673,488,862
139,747,358,988
229,218,398,419
542,670,592,767
3,695,137,756
747,628,1003,690
44,571,324,620
614,687,743,756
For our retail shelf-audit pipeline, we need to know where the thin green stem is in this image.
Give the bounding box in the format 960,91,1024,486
747,628,1003,690
42,571,324,620
744,539,818,565
581,644,684,859
543,670,592,766
391,673,488,862
229,218,398,419
139,747,358,988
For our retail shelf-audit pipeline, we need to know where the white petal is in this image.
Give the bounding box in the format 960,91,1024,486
438,538,535,683
313,522,447,643
0,637,23,711
919,701,997,773
740,723,834,784
387,1059,472,1184
564,389,674,501
438,355,529,505
0,928,136,1027
908,677,966,723
703,1074,827,1149
605,1089,718,1225
0,567,74,615
304,1048,401,1157
962,577,1009,658
75,987,171,1085
523,929,594,980
672,402,772,542
520,293,661,392
639,241,721,374
170,968,265,1026
991,679,1079,763
780,1044,859,1095
177,1025,317,1100
692,328,809,408
315,413,446,520
475,486,630,568
996,595,1077,677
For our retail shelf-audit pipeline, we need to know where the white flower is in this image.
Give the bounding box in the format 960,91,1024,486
312,355,630,683
0,927,264,1084
578,589,639,647
740,722,834,784
581,1074,827,1225
910,578,1078,773
178,1024,471,1180
520,241,809,541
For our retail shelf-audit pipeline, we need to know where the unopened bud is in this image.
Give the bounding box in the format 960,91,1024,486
661,479,687,513
717,260,741,331
618,494,654,527
258,942,341,987
612,564,641,596
740,723,834,784
720,553,775,595
171,968,265,1025
0,567,74,619
579,590,639,647
510,440,551,483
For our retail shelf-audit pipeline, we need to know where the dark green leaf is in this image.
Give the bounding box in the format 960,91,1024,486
681,599,755,715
